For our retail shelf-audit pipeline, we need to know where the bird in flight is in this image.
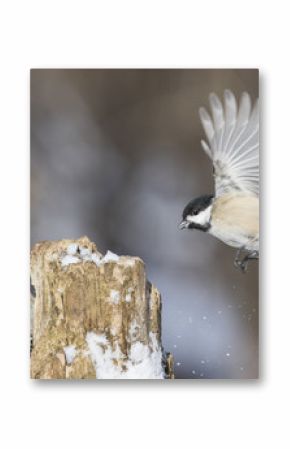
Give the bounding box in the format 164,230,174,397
179,90,259,271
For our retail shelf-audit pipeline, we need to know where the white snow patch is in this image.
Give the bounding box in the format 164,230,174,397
79,246,94,261
86,331,164,379
61,255,80,267
92,334,108,345
61,244,105,267
130,341,149,363
67,244,79,255
61,246,128,268
125,293,132,303
64,345,77,364
149,331,159,352
79,246,91,257
125,287,134,303
101,251,120,263
91,253,101,265
110,290,120,304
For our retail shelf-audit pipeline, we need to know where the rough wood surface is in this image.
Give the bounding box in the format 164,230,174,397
30,236,174,379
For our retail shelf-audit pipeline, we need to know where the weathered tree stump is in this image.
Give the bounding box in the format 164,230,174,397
30,236,174,379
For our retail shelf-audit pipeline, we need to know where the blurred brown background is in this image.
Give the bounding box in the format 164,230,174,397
31,69,259,379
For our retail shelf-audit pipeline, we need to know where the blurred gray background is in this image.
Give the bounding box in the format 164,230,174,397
31,69,259,379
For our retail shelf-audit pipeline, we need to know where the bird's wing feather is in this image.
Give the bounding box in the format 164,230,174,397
199,90,259,197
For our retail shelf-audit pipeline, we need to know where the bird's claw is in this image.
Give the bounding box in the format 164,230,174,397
234,258,247,273
234,249,258,273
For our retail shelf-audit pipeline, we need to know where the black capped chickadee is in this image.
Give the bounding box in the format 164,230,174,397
179,90,259,271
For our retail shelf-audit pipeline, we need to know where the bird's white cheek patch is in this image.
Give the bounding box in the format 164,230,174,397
187,205,212,226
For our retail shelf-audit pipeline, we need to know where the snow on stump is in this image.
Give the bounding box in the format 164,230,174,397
30,236,174,379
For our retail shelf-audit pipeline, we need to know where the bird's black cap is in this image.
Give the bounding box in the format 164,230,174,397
182,194,214,220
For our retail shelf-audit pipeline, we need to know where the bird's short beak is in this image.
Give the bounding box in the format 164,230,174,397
178,220,188,230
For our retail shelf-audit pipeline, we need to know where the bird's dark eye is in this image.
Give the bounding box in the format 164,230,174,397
193,210,198,215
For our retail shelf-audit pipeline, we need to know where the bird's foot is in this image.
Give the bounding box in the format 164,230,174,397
234,248,245,272
234,249,259,273
234,257,247,273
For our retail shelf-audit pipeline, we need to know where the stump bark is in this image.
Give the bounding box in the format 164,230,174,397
30,236,174,379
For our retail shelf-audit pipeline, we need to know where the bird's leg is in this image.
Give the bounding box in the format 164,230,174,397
236,250,259,273
241,251,259,268
234,248,246,271
246,250,259,260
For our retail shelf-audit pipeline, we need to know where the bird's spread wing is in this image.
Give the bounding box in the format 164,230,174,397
199,90,259,197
